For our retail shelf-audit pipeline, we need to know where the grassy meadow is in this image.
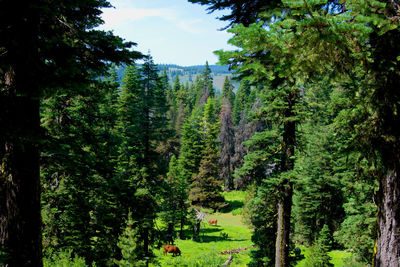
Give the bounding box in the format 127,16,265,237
152,191,357,267
152,191,253,266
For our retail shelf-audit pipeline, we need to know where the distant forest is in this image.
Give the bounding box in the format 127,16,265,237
114,63,237,92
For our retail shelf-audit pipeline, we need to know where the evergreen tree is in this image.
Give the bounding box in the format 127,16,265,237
195,62,215,105
221,76,235,105
160,155,189,240
177,109,204,186
0,1,138,265
232,81,250,125
293,91,345,244
232,98,264,189
218,98,235,191
245,184,277,266
41,69,129,265
114,212,147,267
304,224,333,267
189,98,226,210
188,0,272,28
115,56,170,264
219,52,301,266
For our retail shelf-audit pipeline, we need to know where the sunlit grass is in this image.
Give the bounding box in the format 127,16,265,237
152,191,253,267
153,190,356,267
293,245,353,267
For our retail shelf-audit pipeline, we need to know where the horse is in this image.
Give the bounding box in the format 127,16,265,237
208,218,217,226
163,245,181,256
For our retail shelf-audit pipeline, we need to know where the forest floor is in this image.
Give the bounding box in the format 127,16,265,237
151,191,355,267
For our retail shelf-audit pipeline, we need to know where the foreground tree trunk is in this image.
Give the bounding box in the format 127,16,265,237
0,97,42,267
374,167,400,266
275,89,296,267
275,181,293,267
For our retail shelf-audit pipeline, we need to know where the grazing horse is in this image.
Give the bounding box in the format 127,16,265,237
163,245,181,256
208,219,218,226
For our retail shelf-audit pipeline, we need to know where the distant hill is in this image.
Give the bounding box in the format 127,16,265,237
115,64,238,92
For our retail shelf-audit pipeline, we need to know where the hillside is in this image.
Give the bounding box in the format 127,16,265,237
116,64,238,93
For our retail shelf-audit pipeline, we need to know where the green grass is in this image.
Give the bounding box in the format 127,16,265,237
152,190,355,267
152,191,253,267
293,245,353,267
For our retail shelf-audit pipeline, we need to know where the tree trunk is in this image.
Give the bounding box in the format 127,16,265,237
275,181,293,267
143,227,149,267
275,89,296,267
374,167,400,266
179,217,184,239
0,97,43,267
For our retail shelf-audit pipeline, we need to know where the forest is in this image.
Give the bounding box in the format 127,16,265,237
1,0,400,267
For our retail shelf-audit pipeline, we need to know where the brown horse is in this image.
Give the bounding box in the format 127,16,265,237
208,219,217,226
163,245,181,256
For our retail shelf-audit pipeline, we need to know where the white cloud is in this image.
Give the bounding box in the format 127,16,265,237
175,18,205,34
101,7,207,35
101,7,176,28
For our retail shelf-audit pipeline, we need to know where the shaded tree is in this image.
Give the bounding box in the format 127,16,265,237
218,98,235,191
0,1,138,265
189,98,226,210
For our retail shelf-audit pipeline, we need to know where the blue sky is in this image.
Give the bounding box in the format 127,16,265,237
100,0,235,66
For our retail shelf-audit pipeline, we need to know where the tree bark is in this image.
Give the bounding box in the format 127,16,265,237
0,97,43,267
275,181,293,267
275,89,296,267
374,168,400,267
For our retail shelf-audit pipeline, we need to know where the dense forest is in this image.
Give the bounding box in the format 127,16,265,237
1,0,400,267
114,64,236,93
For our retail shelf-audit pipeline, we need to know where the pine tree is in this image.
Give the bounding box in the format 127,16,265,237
114,212,147,267
41,69,128,264
218,98,235,191
195,62,215,105
160,155,189,240
188,0,274,28
232,81,250,125
293,81,345,245
221,76,235,106
217,31,302,265
0,1,138,265
115,56,170,263
178,110,204,186
189,98,226,210
304,224,333,267
232,98,264,189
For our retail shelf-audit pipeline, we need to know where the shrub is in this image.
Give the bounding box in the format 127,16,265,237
162,250,225,267
43,249,88,267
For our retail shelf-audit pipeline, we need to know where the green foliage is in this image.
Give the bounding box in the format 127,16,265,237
293,81,346,244
114,213,147,267
41,71,125,264
178,111,204,183
303,224,333,267
218,98,235,190
245,184,277,266
194,61,215,105
341,256,369,267
333,159,378,262
43,249,88,267
232,81,251,125
221,76,235,105
160,155,189,238
159,250,225,267
189,98,226,210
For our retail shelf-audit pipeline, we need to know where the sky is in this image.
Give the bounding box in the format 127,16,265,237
100,0,235,66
